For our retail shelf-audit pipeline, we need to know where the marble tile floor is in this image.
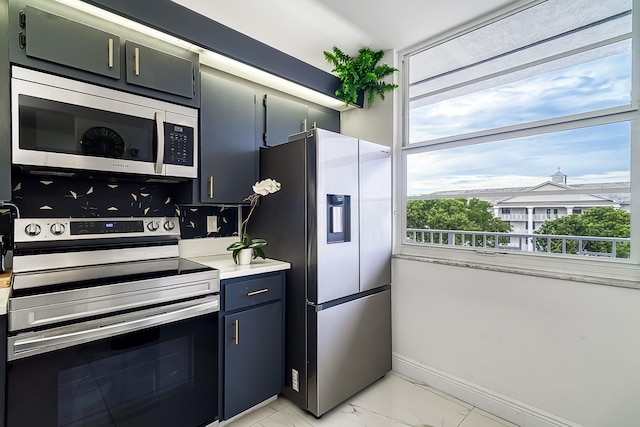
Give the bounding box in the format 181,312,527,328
223,372,518,427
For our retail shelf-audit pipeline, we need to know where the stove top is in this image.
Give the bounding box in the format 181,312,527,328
10,216,218,294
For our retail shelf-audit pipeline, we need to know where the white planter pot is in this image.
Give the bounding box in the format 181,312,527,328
238,248,253,265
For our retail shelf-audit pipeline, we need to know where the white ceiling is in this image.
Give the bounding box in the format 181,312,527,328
172,0,522,73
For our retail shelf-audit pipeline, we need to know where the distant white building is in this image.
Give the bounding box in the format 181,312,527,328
491,169,630,234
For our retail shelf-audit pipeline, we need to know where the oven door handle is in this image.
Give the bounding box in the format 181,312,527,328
11,297,218,358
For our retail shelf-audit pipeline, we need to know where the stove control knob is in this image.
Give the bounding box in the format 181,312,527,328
50,222,66,235
164,220,176,231
25,223,41,236
147,221,160,231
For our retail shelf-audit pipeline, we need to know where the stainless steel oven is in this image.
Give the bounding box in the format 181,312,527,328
6,217,219,427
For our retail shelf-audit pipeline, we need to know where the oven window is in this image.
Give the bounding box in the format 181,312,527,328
58,336,191,425
7,314,218,427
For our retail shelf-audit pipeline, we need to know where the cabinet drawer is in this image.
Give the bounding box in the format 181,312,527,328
224,273,283,312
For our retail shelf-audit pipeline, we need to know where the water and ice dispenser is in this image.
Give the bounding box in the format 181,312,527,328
327,194,350,243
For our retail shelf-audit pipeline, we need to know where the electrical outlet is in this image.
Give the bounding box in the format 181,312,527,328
292,368,299,392
206,216,218,233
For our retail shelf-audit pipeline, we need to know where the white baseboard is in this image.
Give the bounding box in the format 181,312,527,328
393,353,582,427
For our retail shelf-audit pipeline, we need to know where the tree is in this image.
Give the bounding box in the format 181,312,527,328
407,198,511,245
406,199,436,230
534,206,630,258
407,198,510,231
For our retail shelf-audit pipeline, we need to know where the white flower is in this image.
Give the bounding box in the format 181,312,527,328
227,178,282,263
253,178,282,196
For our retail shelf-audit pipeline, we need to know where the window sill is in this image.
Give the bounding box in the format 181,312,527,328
395,245,640,290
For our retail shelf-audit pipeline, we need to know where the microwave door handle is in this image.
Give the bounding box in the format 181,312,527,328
154,112,165,174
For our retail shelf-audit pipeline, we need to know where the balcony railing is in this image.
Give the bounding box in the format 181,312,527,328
499,214,528,221
406,228,631,258
499,214,567,221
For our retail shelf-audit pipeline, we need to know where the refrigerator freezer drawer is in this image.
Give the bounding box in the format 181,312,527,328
308,288,392,417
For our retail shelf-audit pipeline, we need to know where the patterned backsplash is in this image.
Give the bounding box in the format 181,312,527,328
1,170,241,245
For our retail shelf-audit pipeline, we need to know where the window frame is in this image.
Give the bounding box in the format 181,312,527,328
395,0,640,288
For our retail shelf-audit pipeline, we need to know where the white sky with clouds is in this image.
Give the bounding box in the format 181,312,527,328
409,51,631,143
407,122,630,196
406,49,631,196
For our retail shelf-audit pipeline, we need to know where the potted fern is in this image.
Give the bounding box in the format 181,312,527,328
323,46,398,107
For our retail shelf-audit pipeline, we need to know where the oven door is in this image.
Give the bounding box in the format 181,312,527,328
6,296,219,427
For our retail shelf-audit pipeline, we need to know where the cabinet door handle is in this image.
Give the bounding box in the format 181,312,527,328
247,288,269,296
108,38,114,68
302,118,307,132
208,176,214,199
135,47,140,75
234,319,239,345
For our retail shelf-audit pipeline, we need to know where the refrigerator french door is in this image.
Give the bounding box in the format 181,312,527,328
254,128,392,417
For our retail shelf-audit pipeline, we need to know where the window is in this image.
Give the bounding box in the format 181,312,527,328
401,0,637,277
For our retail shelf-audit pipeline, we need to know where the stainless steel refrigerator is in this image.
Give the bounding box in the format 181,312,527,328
253,128,392,417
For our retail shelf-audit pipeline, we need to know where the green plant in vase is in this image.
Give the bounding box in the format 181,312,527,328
226,178,281,264
323,46,398,107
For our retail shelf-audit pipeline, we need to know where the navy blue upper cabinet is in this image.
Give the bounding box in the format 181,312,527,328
264,94,340,146
125,41,195,99
9,0,199,107
176,69,258,205
23,5,121,79
263,94,307,147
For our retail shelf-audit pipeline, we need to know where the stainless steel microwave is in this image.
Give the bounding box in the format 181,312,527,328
11,66,198,180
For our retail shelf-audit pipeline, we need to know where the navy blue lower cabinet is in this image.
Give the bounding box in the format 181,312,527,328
221,272,285,420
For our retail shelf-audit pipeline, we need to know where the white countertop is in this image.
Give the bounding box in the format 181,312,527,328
179,237,290,280
187,254,290,280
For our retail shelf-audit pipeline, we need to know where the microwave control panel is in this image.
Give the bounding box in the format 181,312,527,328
164,123,195,166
